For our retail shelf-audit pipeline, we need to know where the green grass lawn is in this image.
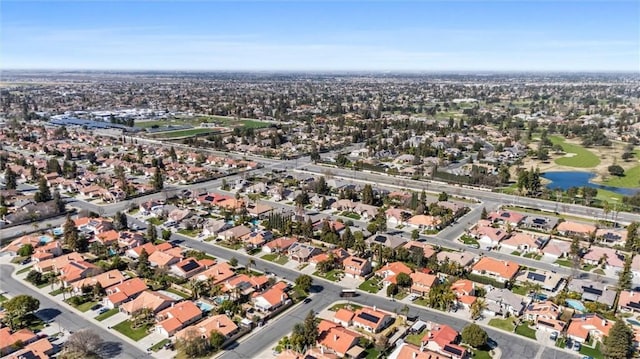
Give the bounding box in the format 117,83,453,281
49,288,64,296
593,268,606,275
358,278,383,293
523,252,542,260
405,329,428,346
395,290,409,300
165,288,191,299
0,294,7,302
554,258,574,267
329,303,363,312
582,264,597,272
364,348,380,359
460,234,479,246
16,265,33,274
550,136,600,168
511,251,521,256
150,339,171,352
75,301,98,312
153,128,219,139
113,320,151,341
95,308,119,321
488,317,516,331
601,164,640,188
515,324,537,339
579,342,603,359
340,211,362,220
147,217,163,225
511,285,528,296
595,189,624,202
261,253,289,265
472,349,492,359
313,269,342,282
177,228,200,237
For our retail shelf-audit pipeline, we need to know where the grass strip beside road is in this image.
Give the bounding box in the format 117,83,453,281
96,308,119,321
150,338,171,352
16,265,33,275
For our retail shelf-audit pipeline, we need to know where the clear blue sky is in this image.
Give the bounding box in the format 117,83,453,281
2,1,639,72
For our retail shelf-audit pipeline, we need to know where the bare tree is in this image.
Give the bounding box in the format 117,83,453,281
63,329,103,358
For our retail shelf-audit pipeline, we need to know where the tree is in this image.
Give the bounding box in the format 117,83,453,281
178,327,210,357
92,282,104,301
146,223,158,243
152,165,164,191
470,298,487,320
228,257,238,267
608,165,625,177
289,311,318,353
17,244,34,257
4,167,17,190
617,255,633,293
4,295,40,330
396,272,413,288
386,283,398,297
112,211,127,231
411,229,420,240
189,279,207,300
53,190,66,213
63,215,86,252
136,248,152,278
361,184,374,205
438,192,449,202
625,222,638,253
209,330,226,351
480,207,488,220
461,323,488,348
602,320,633,359
35,177,52,202
63,329,103,358
295,274,313,294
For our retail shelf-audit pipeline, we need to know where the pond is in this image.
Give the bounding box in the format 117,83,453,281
542,171,638,196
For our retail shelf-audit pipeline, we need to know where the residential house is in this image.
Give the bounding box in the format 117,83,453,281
352,307,393,333
201,219,229,237
71,269,125,294
148,250,181,268
245,231,274,248
450,279,476,310
59,260,100,285
1,235,41,256
222,274,269,296
262,237,298,254
288,242,322,262
388,343,452,359
556,221,597,239
342,256,372,278
524,301,566,335
595,228,627,246
246,203,273,218
219,225,252,242
170,257,211,279
515,270,565,293
500,232,547,254
541,239,572,260
522,216,559,232
407,215,442,230
333,308,355,328
194,262,236,285
103,277,149,309
252,286,289,312
421,322,467,359
618,290,640,313
120,290,175,315
582,246,625,271
376,261,413,286
567,314,613,343
485,288,528,317
366,233,407,250
34,252,84,273
471,257,520,283
471,225,508,249
175,314,239,342
436,251,476,268
385,207,411,227
31,240,63,262
317,320,362,357
403,241,437,259
155,301,203,337
410,272,438,296
488,211,526,227
0,328,39,356
5,338,55,359
567,279,617,308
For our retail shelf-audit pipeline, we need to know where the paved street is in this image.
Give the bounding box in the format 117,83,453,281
0,264,149,359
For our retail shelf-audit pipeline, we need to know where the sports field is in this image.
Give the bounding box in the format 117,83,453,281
550,136,600,168
152,128,218,138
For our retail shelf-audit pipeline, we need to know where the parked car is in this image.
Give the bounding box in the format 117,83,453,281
550,332,558,340
98,308,109,314
90,304,103,311
573,342,581,351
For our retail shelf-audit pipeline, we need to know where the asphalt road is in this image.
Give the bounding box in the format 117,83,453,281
0,265,149,359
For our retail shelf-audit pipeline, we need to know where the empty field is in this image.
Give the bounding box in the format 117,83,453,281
550,136,600,168
152,128,219,138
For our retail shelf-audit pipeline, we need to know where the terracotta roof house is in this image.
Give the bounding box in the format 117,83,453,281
407,215,442,230
175,314,239,341
120,290,175,315
34,252,84,273
524,301,566,334
343,256,372,278
403,241,436,259
5,338,54,359
148,250,181,268
541,239,573,260
410,272,438,296
556,221,597,238
125,243,158,259
388,343,450,359
263,237,298,254
618,290,640,313
333,308,355,327
317,321,362,357
421,323,466,359
155,301,203,337
0,328,38,356
472,225,508,248
194,262,235,285
252,287,289,312
71,269,125,294
104,277,149,309
1,235,41,255
95,230,119,246
471,257,520,283
385,207,411,227
352,307,393,333
567,314,613,343
222,274,269,295
31,240,63,262
170,257,210,278
59,260,100,285
488,211,526,226
376,261,413,285
500,232,547,253
450,279,475,297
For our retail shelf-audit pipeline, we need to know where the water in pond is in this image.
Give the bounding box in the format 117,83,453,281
542,171,638,196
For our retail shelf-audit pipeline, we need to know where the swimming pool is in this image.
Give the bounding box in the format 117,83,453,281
52,228,63,236
213,295,230,305
627,319,640,327
39,235,53,244
196,300,214,312
532,293,548,301
565,299,586,312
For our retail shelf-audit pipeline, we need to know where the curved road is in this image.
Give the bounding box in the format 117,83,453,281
0,265,149,359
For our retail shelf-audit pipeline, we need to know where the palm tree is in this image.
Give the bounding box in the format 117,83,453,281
353,238,366,257
247,259,256,273
189,279,207,300
441,287,457,312
470,298,487,320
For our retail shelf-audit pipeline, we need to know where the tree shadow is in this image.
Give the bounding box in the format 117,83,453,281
99,341,123,358
36,308,61,322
